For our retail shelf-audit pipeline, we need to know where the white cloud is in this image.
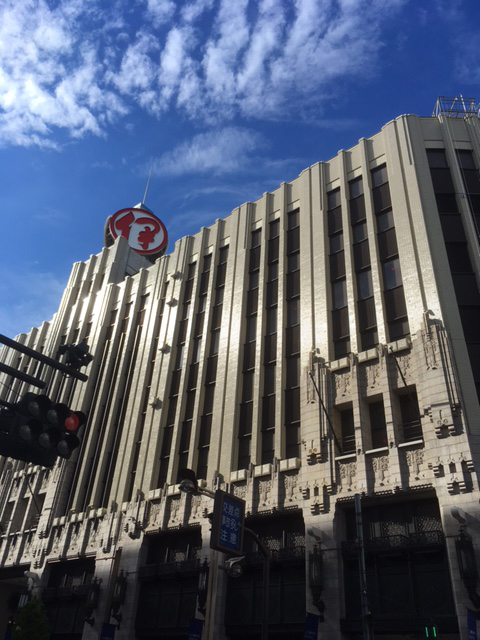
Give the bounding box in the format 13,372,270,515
0,0,410,148
152,127,263,176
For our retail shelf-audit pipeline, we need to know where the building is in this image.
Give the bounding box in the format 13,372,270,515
0,97,480,640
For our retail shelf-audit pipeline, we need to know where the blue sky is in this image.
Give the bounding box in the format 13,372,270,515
1,0,480,338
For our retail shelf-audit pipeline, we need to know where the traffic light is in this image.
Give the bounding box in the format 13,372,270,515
0,393,86,468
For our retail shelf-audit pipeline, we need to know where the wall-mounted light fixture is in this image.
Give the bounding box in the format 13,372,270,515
111,570,127,629
84,577,100,626
197,559,209,616
309,544,325,619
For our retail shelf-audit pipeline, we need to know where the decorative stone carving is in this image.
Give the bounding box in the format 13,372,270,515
338,462,356,492
406,449,424,478
284,474,298,502
367,362,380,389
169,497,181,523
422,329,438,370
233,483,247,499
190,495,202,520
334,372,351,398
372,455,389,485
258,480,271,506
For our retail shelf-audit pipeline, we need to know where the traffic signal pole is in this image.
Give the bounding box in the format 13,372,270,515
0,334,88,382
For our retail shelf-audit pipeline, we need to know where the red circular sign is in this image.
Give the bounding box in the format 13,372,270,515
108,208,168,256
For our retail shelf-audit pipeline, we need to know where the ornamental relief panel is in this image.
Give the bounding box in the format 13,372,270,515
371,455,389,486
337,461,357,492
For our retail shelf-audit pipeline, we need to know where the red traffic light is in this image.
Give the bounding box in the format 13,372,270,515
64,411,86,432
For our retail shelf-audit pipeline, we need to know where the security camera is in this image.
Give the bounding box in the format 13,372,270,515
307,526,322,542
451,506,467,525
224,557,245,578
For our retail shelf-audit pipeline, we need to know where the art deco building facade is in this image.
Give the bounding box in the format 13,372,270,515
1,100,480,640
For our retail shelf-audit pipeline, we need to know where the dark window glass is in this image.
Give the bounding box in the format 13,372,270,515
266,280,278,307
239,403,253,434
215,287,224,305
264,333,277,363
252,229,262,247
188,363,198,389
170,370,181,395
369,400,387,448
264,364,276,395
287,270,300,298
286,357,300,388
388,317,410,340
353,240,371,270
378,228,398,261
327,189,341,209
385,287,407,320
270,219,280,238
446,243,473,273
383,258,402,290
328,207,343,235
427,149,448,169
215,262,227,288
287,298,300,327
361,328,378,350
269,262,279,280
440,215,466,241
246,315,257,342
266,308,277,334
285,388,300,422
371,165,388,187
340,407,355,454
288,252,300,272
430,168,455,194
435,193,459,214
376,209,394,232
249,246,261,272
249,270,259,290
194,312,204,337
452,274,480,306
334,337,350,359
330,233,344,253
459,306,480,343
210,330,220,356
358,296,377,330
178,319,188,343
184,393,195,420
203,254,212,272
205,356,218,383
199,416,212,446
268,237,279,263
350,196,366,224
286,325,300,355
349,178,364,199
288,209,299,229
204,385,215,413
188,262,197,279
332,307,350,339
457,150,476,170
463,170,480,194
262,395,276,428
211,304,222,330
243,371,254,402
183,279,194,301
330,251,346,280
287,228,300,254
243,341,256,370
332,279,347,309
199,272,209,295
373,183,392,212
247,288,258,315
352,222,367,243
357,270,373,300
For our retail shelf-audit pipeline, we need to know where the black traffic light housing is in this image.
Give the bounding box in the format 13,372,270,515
0,393,86,468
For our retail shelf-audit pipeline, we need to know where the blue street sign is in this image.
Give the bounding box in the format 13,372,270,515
304,612,320,639
188,618,203,640
100,623,116,640
210,489,245,555
468,609,478,640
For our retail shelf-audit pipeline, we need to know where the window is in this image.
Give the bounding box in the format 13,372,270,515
369,400,388,449
357,270,373,300
383,258,402,290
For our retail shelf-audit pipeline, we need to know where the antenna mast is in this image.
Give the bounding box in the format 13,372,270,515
143,164,153,205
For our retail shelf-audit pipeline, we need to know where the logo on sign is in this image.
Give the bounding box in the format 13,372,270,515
108,208,168,256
